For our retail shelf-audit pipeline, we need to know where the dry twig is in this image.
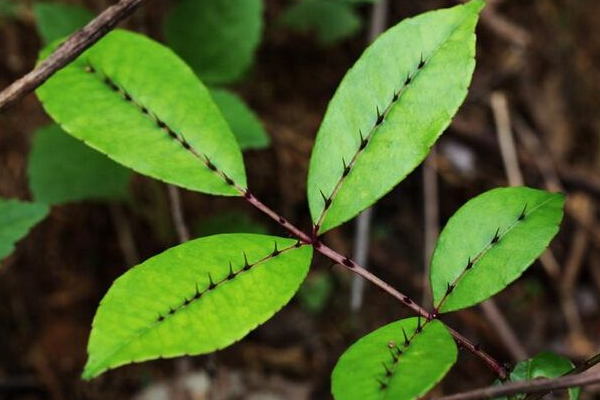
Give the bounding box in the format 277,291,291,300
435,371,600,400
0,0,149,112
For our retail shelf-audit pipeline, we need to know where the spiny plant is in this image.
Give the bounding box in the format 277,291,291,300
19,0,582,398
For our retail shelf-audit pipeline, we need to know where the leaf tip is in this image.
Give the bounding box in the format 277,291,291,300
466,0,486,14
81,360,101,381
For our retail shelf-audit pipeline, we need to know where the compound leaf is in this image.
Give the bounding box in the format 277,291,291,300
164,0,263,85
280,0,362,46
430,187,565,313
36,30,246,197
332,318,456,400
307,1,483,233
210,89,270,150
496,352,579,400
0,198,49,262
33,1,93,44
84,233,312,379
28,124,131,205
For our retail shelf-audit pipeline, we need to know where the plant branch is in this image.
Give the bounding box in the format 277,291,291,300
434,371,600,400
167,185,190,243
0,0,149,113
240,188,507,379
523,352,600,400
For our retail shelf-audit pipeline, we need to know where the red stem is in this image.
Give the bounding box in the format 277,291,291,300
241,188,508,379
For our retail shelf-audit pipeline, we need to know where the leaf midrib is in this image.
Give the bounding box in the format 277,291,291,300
435,196,555,311
315,7,477,233
82,60,243,191
381,320,431,400
85,243,301,377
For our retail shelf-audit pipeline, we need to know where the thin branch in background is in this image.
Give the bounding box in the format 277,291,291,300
477,91,527,362
0,0,149,112
435,371,600,400
458,0,531,47
108,204,139,267
513,117,563,192
516,116,600,251
422,148,438,307
349,0,388,312
350,208,373,311
491,92,523,186
167,185,190,243
166,184,194,379
560,223,590,346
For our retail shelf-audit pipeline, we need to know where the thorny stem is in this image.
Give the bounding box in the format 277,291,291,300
239,187,508,379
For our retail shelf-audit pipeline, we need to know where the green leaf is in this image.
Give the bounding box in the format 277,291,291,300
297,272,333,314
307,1,483,234
28,124,131,205
83,233,312,379
332,318,456,400
210,89,270,151
430,187,565,313
496,352,579,400
280,0,362,46
0,0,19,20
36,30,247,196
0,198,49,262
164,0,263,85
33,2,93,44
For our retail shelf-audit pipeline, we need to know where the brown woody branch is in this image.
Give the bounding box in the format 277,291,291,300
435,371,600,400
0,0,149,113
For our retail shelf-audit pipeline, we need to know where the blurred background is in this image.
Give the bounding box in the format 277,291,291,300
1,0,600,399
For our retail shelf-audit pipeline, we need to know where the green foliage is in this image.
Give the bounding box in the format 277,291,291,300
331,318,456,400
0,0,18,20
497,352,579,400
164,0,263,85
307,1,484,234
28,124,131,205
36,30,247,197
210,89,270,150
195,211,268,237
83,234,312,379
33,1,93,44
297,272,333,314
430,187,565,313
280,0,362,46
0,198,49,262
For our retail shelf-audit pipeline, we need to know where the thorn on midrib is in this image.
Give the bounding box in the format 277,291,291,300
518,203,528,221
376,106,384,125
402,327,410,347
319,189,332,209
359,130,368,150
342,157,351,177
491,227,501,244
465,257,473,270
272,241,280,256
418,53,426,69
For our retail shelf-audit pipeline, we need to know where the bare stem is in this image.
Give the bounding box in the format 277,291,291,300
0,0,150,112
523,352,600,400
167,185,191,243
435,371,600,400
240,188,507,379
